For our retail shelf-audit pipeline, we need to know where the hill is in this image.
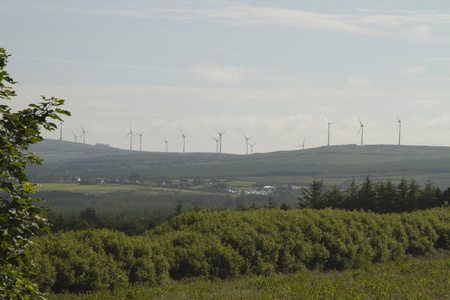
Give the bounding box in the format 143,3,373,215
29,139,450,188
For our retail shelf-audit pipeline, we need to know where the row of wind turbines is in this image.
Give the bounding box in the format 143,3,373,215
323,116,403,147
67,125,257,154
62,115,403,154
129,128,257,154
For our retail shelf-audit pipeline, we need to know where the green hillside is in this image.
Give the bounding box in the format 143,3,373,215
29,139,450,188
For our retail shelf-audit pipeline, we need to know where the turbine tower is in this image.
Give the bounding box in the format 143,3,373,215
324,116,333,147
72,132,79,143
397,116,402,146
249,142,256,154
125,126,135,151
358,118,367,147
81,125,88,144
164,139,169,153
59,121,64,141
215,129,226,154
297,137,306,150
136,131,144,151
212,137,219,153
181,132,186,153
243,133,252,155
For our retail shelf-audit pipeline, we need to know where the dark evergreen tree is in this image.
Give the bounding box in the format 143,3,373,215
279,202,291,211
343,177,359,210
407,179,421,211
79,207,99,226
298,179,325,209
418,178,437,210
396,177,409,212
324,184,344,208
357,176,376,211
264,195,277,209
249,200,259,210
375,179,397,213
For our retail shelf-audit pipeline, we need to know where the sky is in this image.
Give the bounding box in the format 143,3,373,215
2,0,450,154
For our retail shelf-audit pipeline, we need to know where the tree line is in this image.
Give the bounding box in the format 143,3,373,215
298,176,448,213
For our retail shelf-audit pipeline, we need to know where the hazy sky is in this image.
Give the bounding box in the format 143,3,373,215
2,0,450,153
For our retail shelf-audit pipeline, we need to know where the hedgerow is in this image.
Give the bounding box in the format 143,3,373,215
30,207,450,293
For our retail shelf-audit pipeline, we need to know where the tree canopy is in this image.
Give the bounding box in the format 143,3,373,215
0,48,70,299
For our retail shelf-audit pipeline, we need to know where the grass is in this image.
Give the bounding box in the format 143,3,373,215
48,256,450,299
38,183,160,195
37,183,232,196
35,182,240,214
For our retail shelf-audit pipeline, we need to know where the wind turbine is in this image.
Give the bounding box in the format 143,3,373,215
396,116,402,146
323,116,333,147
59,121,64,161
164,138,169,152
297,137,306,150
243,133,252,155
357,118,367,147
81,125,88,144
215,129,226,154
72,132,79,143
125,126,136,151
136,131,144,151
59,121,64,141
181,132,186,153
249,142,256,154
212,137,219,153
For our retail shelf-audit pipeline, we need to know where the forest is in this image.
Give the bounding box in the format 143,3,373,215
40,176,450,236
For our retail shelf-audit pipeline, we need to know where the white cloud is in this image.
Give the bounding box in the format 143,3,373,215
403,65,424,80
200,5,370,34
19,2,450,42
190,62,258,84
408,25,432,41
347,76,372,89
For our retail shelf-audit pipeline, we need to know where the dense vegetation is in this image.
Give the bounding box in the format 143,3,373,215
31,207,450,294
299,177,449,213
46,256,450,299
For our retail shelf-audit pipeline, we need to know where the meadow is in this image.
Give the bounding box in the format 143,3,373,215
36,182,242,214
48,256,450,299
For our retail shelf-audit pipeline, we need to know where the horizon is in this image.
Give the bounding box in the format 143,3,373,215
43,137,450,155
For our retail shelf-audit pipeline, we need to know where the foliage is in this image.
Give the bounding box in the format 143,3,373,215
0,48,69,298
30,207,450,293
299,176,448,213
43,255,450,299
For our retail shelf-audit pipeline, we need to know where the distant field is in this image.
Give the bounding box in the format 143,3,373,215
35,182,242,215
38,183,160,194
37,183,217,195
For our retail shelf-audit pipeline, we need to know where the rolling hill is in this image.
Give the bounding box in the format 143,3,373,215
28,139,450,188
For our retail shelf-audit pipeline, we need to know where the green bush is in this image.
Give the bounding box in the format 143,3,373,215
30,207,450,294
